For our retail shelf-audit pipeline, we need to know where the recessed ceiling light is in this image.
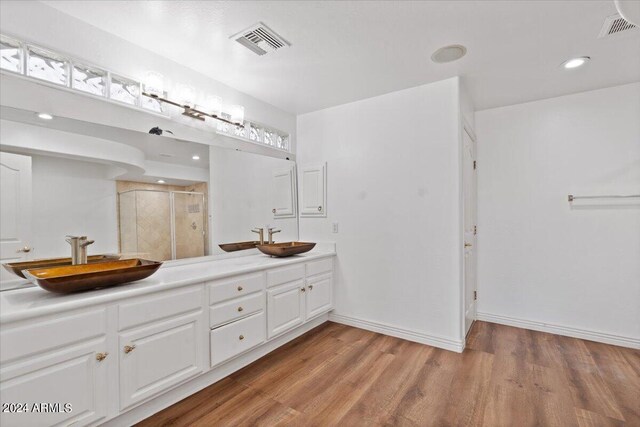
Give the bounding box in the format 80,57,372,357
37,113,53,120
562,56,590,69
157,179,166,184
431,45,467,63
192,155,200,160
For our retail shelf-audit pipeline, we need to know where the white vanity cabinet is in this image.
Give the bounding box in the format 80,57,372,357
266,259,334,339
0,252,335,427
117,286,206,410
0,309,109,427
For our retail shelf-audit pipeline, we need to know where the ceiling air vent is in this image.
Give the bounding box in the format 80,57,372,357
231,22,290,56
598,14,638,38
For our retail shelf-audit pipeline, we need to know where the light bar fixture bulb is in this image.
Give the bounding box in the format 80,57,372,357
227,104,245,125
143,71,164,97
37,112,53,120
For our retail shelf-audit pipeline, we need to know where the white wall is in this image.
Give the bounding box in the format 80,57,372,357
31,155,119,259
0,1,296,152
209,147,298,254
297,78,464,351
476,83,640,347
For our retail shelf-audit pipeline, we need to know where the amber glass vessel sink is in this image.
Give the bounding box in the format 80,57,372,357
256,242,316,257
219,241,261,252
3,254,121,279
23,259,162,293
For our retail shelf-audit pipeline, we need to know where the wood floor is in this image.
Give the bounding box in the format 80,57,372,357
138,321,640,427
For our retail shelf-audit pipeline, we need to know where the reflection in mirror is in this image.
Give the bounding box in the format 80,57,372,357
210,148,298,254
0,114,298,290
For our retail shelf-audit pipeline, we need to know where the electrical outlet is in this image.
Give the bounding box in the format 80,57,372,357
332,222,339,233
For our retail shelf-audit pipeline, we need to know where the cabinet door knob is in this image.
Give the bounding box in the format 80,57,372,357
308,285,313,290
318,206,322,212
124,344,136,354
96,352,108,361
301,287,306,292
16,246,32,253
237,306,244,312
237,285,243,291
272,208,276,213
239,335,245,340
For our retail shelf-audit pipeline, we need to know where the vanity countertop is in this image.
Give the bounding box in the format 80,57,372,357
0,246,336,324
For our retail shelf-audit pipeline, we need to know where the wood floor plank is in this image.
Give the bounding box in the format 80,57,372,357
137,321,640,427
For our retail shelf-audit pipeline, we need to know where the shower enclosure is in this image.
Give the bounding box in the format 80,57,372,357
118,189,207,261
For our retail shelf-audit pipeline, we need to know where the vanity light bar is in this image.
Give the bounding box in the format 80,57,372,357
141,92,244,128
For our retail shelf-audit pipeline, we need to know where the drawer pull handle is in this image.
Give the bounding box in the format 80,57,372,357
124,345,136,354
237,286,243,291
301,287,306,292
237,306,244,312
96,352,108,361
308,285,314,290
239,335,245,340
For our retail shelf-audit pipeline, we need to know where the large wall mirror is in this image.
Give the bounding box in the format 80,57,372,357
0,107,298,289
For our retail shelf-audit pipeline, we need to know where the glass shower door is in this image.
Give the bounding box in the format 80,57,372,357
173,192,206,260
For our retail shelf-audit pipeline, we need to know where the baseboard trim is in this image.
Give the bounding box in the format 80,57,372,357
476,312,640,349
329,313,464,353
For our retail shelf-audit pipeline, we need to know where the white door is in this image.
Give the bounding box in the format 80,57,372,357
119,312,204,410
0,152,32,288
300,163,326,217
267,280,305,338
0,338,108,427
306,273,333,319
272,166,296,218
463,128,478,335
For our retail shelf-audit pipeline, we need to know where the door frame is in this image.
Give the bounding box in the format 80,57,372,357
460,119,478,344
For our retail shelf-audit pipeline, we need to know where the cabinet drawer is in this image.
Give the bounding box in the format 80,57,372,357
208,273,264,304
267,264,305,288
210,292,265,328
210,312,265,367
1,308,106,364
306,258,333,277
119,286,203,330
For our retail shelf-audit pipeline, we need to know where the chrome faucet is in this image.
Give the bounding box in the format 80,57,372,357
251,228,265,245
267,227,281,244
65,235,95,265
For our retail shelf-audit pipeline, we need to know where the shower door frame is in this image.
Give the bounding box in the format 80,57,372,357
118,189,206,261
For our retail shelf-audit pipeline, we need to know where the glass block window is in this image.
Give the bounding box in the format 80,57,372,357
234,125,247,138
276,134,289,150
110,74,140,105
0,35,22,73
264,129,275,146
27,45,68,86
72,63,106,96
249,123,261,142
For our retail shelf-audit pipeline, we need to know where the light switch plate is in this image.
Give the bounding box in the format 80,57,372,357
332,222,339,233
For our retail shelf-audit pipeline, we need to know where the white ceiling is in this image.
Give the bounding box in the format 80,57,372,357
43,1,640,114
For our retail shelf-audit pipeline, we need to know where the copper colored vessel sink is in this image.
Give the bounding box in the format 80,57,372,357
256,242,316,257
3,254,122,279
23,259,162,294
219,241,261,252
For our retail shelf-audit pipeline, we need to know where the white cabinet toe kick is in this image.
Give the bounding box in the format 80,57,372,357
0,253,335,427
